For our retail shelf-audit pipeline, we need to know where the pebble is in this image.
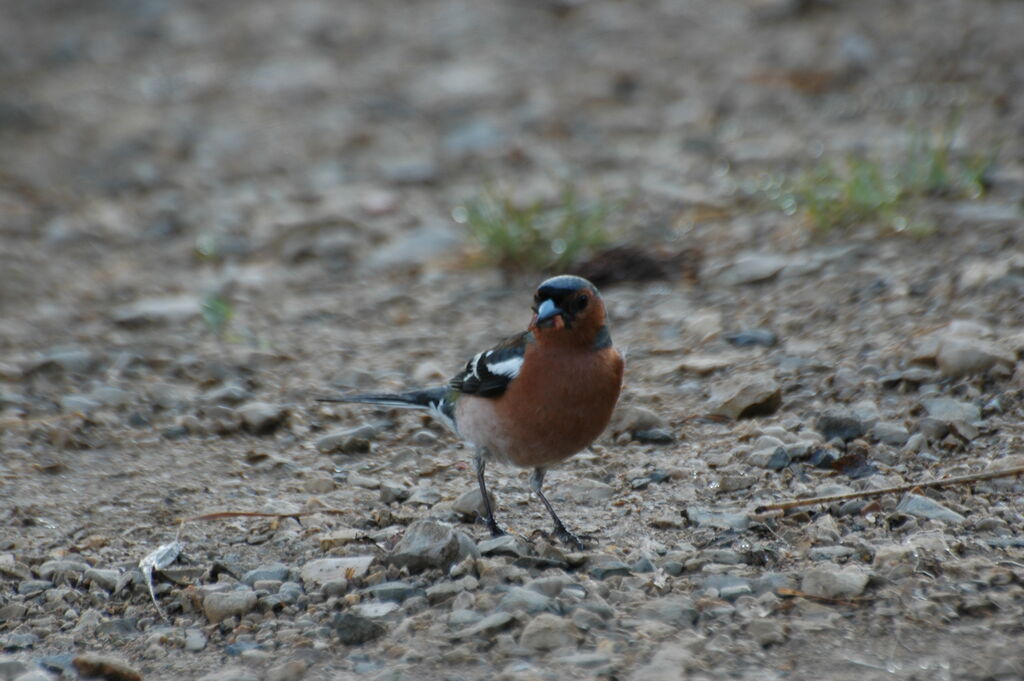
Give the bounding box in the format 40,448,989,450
800,566,869,598
636,597,698,626
265,659,308,681
478,535,530,558
203,590,258,623
315,426,375,454
0,657,29,680
896,494,966,524
724,328,778,347
450,611,514,639
111,296,199,327
562,479,615,504
686,507,750,530
937,337,1015,377
609,406,666,438
238,402,287,434
379,482,410,503
519,613,578,652
71,654,142,681
748,618,786,646
587,557,631,580
451,488,492,519
406,488,442,506
630,643,690,681
707,373,781,419
184,628,208,652
633,428,674,444
921,397,980,423
362,581,423,603
497,587,556,614
243,564,291,586
871,421,909,446
816,407,865,442
332,613,386,645
716,253,789,286
300,556,373,586
388,519,459,572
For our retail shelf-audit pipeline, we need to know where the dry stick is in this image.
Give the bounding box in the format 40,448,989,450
753,466,1024,514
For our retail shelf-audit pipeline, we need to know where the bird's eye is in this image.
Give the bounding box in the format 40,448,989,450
573,295,589,313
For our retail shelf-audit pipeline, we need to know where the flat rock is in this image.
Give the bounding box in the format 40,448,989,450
497,587,556,614
707,373,781,419
716,253,789,286
478,535,530,558
686,507,750,530
519,613,578,652
72,654,142,681
388,519,459,572
243,564,291,586
921,397,980,423
896,494,966,523
800,566,869,598
451,488,493,519
937,337,1015,377
450,611,515,639
816,407,864,442
300,556,374,586
203,590,258,623
871,421,909,446
238,402,287,434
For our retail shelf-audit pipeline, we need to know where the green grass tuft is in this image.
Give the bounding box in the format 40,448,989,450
456,184,613,273
771,125,995,235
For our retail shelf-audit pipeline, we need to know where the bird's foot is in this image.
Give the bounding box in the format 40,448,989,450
484,517,506,538
552,524,587,551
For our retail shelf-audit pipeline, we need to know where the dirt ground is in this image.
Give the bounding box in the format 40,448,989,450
2,1,1024,680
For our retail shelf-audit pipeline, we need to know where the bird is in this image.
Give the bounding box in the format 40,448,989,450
318,274,624,550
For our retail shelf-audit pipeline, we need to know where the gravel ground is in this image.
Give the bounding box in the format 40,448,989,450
2,1,1024,680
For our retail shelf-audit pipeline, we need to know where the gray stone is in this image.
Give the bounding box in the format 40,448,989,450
701,575,753,601
497,587,555,614
816,408,865,442
366,224,461,271
71,654,142,681
609,406,665,438
634,428,674,444
388,519,459,572
37,560,89,581
266,660,308,681
477,535,530,558
238,402,287,434
204,384,252,405
203,590,258,623
315,425,375,454
519,613,578,652
243,564,291,586
379,482,411,504
716,253,789,286
300,556,373,585
896,494,966,524
84,568,120,591
630,643,691,681
872,421,909,446
450,611,515,639
0,657,30,680
362,581,423,603
800,566,869,598
921,397,980,424
184,628,208,652
937,337,1015,377
587,556,631,580
686,507,750,530
332,612,386,645
406,487,442,506
636,597,698,627
11,671,53,681
112,296,199,327
562,479,615,504
451,488,492,519
749,618,786,646
707,373,781,419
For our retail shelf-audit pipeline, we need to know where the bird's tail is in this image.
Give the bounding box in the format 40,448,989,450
316,387,449,411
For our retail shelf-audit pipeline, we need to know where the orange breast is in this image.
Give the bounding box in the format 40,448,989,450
455,345,624,468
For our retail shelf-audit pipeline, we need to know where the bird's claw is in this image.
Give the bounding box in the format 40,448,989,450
552,524,587,551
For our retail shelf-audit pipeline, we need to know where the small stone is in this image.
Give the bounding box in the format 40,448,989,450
451,488,493,520
316,426,375,454
84,568,120,591
609,406,666,437
243,564,291,586
388,519,459,572
184,628,208,652
686,507,750,530
332,612,386,645
406,487,442,506
497,587,556,614
633,428,674,444
362,581,423,603
816,408,864,442
238,402,287,434
724,328,778,347
587,556,631,580
450,611,515,639
937,337,1015,377
872,421,909,447
702,575,753,601
921,397,981,424
904,433,926,452
38,560,90,581
562,478,615,504
716,253,789,286
630,643,690,681
266,659,308,681
379,482,410,504
300,556,374,585
112,296,199,327
196,668,259,681
71,654,142,681
304,476,335,494
519,613,578,652
0,657,29,680
707,373,781,419
203,590,258,623
636,597,698,627
478,535,530,558
895,494,966,523
2,632,37,649
748,618,786,646
800,566,869,598
717,474,756,492
11,671,53,681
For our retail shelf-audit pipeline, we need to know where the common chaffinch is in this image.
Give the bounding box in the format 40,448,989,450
320,274,624,549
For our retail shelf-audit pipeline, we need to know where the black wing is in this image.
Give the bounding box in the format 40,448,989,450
449,332,531,398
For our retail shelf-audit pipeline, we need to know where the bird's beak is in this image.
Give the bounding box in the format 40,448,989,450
535,298,563,328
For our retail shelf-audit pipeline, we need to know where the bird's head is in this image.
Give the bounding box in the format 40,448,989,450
529,274,611,348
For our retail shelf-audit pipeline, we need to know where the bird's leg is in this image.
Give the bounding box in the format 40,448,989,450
530,467,585,550
474,452,504,537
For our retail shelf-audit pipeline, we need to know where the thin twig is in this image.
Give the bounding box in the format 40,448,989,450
182,509,349,522
754,466,1024,513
